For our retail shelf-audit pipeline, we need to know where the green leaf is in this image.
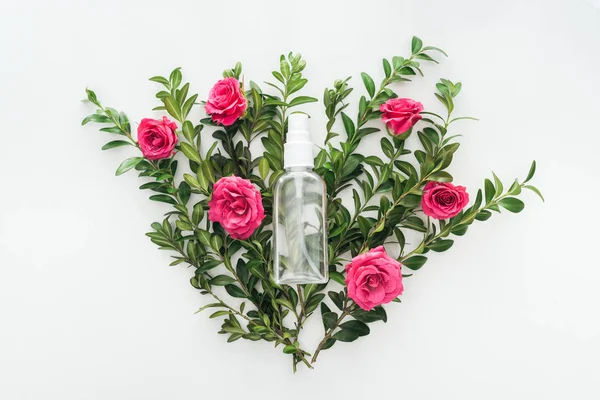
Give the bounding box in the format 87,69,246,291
525,160,536,182
523,185,544,202
328,291,344,310
305,293,325,314
184,173,200,189
209,310,231,319
115,157,143,176
411,36,423,53
332,329,360,342
182,121,194,143
357,216,371,237
209,275,236,286
428,171,453,182
169,68,182,89
352,306,387,323
225,284,247,298
192,202,204,225
283,345,297,354
427,239,454,252
288,96,318,107
329,271,346,286
360,72,375,98
178,181,191,205
422,45,448,57
339,320,370,336
508,179,522,195
149,194,177,205
492,172,504,197
403,255,427,270
382,58,392,78
149,76,170,86
484,178,495,204
475,210,492,221
81,114,110,125
163,96,182,121
180,142,202,164
196,259,221,273
341,112,355,137
259,157,270,180
498,197,525,213
322,312,338,330
102,140,132,150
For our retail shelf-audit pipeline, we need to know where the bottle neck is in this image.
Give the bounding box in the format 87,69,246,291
285,166,313,172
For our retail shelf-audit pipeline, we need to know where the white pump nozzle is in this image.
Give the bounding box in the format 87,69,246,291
284,114,314,169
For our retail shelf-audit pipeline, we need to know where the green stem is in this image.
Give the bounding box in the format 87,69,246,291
311,300,356,364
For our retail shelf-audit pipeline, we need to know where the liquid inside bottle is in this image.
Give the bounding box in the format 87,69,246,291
273,169,328,284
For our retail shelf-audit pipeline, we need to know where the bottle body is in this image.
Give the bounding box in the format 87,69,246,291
273,168,328,285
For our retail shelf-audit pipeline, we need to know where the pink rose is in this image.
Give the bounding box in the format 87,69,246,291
421,181,470,220
205,78,247,126
380,98,424,135
208,176,265,240
137,116,178,160
345,246,404,311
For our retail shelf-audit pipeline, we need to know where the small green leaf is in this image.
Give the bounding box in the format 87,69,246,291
403,255,427,270
352,306,387,323
102,140,132,150
382,58,392,78
427,239,454,252
196,259,222,273
259,157,270,180
180,142,202,164
339,320,370,336
523,185,544,202
329,271,346,286
332,329,360,342
322,312,338,330
81,114,110,125
178,181,191,205
428,171,453,182
209,275,236,286
225,284,247,298
184,173,201,189
182,121,194,143
484,178,495,204
192,202,204,225
498,197,525,213
360,72,375,98
163,96,182,121
149,76,170,86
283,345,297,354
209,310,231,319
149,194,177,205
341,112,355,137
115,157,143,176
492,172,504,197
411,36,423,53
288,96,318,107
525,160,537,182
475,210,492,221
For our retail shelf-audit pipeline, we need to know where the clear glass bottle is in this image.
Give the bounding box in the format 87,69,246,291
273,114,328,285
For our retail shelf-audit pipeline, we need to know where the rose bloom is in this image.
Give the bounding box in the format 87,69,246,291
345,246,404,311
205,77,247,126
380,98,424,135
137,117,178,160
421,181,470,220
208,176,265,240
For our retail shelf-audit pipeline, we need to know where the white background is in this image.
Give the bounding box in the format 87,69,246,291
1,0,599,398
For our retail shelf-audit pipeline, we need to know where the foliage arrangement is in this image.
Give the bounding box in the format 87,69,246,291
82,36,543,371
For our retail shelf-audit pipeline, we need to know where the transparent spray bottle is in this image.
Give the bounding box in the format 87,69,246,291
273,114,328,285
